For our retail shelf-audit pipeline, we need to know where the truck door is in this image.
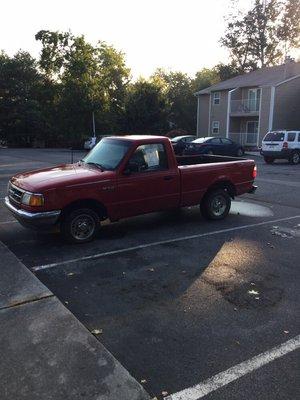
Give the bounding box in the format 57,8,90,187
116,143,180,218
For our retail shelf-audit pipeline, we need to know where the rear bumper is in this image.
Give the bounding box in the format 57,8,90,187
4,197,61,229
248,185,257,194
260,150,292,158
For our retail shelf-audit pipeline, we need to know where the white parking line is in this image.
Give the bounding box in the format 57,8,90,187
0,220,18,225
256,178,300,188
166,334,300,400
31,215,300,272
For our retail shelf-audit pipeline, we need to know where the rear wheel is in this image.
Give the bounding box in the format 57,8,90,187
289,151,300,165
61,208,100,243
201,189,231,220
264,156,274,164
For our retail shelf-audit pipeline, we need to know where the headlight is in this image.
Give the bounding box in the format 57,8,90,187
22,192,44,206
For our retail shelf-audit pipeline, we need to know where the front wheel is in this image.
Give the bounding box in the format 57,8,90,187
61,208,100,243
264,156,274,164
201,189,231,220
289,151,300,165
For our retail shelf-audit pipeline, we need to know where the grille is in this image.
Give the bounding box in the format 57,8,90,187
8,183,24,204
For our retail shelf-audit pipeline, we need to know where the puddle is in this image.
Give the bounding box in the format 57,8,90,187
231,201,274,217
220,281,283,309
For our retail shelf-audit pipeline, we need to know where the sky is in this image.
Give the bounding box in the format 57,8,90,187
0,0,253,78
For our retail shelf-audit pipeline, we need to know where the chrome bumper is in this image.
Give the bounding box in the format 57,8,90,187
4,197,61,228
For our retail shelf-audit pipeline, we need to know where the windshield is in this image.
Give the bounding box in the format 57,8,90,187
264,131,285,142
171,136,184,143
193,137,211,143
82,138,131,170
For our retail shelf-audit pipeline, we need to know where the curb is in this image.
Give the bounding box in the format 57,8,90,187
0,241,150,400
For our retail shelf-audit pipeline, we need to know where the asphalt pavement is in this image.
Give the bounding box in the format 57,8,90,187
0,148,299,400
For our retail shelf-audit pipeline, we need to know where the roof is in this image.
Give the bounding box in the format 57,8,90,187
195,62,300,95
112,135,168,141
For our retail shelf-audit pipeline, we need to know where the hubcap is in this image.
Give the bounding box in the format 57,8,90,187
71,214,95,240
211,195,227,216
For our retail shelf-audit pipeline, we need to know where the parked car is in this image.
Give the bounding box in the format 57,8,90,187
5,136,257,243
261,130,300,164
183,137,244,157
171,135,196,155
84,136,97,150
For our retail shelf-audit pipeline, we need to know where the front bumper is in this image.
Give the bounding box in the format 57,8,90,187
4,197,61,229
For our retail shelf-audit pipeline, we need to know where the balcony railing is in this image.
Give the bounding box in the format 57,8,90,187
229,132,258,146
230,98,260,114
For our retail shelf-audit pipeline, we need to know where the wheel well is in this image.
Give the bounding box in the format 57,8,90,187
61,199,108,221
204,180,236,199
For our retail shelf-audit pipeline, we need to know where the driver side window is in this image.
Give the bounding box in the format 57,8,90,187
128,143,168,173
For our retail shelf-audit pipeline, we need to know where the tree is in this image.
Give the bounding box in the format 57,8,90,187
125,79,169,134
151,69,197,132
0,51,44,146
221,0,300,71
277,0,300,56
215,63,239,81
192,67,220,92
35,30,130,144
35,30,74,79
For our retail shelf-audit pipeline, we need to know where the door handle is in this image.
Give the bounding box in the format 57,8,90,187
164,175,173,181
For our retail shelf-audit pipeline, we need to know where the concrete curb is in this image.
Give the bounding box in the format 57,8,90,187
0,241,150,400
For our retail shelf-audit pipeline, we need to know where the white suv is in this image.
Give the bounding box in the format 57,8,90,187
261,131,300,164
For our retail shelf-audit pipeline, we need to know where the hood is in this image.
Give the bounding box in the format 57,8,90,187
11,163,115,192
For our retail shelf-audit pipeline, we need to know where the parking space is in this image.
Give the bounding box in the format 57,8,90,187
0,148,299,400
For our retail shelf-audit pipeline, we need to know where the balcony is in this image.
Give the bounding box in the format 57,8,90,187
230,98,260,115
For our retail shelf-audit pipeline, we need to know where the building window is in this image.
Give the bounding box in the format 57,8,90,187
212,121,220,134
213,92,220,105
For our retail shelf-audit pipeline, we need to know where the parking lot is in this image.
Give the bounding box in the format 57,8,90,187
0,148,299,400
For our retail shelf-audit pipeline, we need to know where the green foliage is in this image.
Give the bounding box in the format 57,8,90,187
125,79,169,134
34,31,130,144
4,19,289,147
192,63,238,92
0,51,44,146
151,70,197,133
221,0,300,71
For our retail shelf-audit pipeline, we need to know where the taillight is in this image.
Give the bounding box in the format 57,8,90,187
283,142,288,149
253,165,257,179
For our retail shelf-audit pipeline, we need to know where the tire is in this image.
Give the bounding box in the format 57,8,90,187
264,157,274,164
201,189,231,220
236,148,244,157
289,151,300,165
61,208,100,243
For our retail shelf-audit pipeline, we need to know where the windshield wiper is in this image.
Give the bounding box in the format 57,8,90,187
84,161,106,171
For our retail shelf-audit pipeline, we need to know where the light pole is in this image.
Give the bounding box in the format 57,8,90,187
92,111,96,138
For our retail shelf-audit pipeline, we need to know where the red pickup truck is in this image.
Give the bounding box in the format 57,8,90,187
5,136,257,243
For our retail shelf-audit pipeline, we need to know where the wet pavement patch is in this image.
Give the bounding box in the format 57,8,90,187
218,281,283,309
270,225,300,239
